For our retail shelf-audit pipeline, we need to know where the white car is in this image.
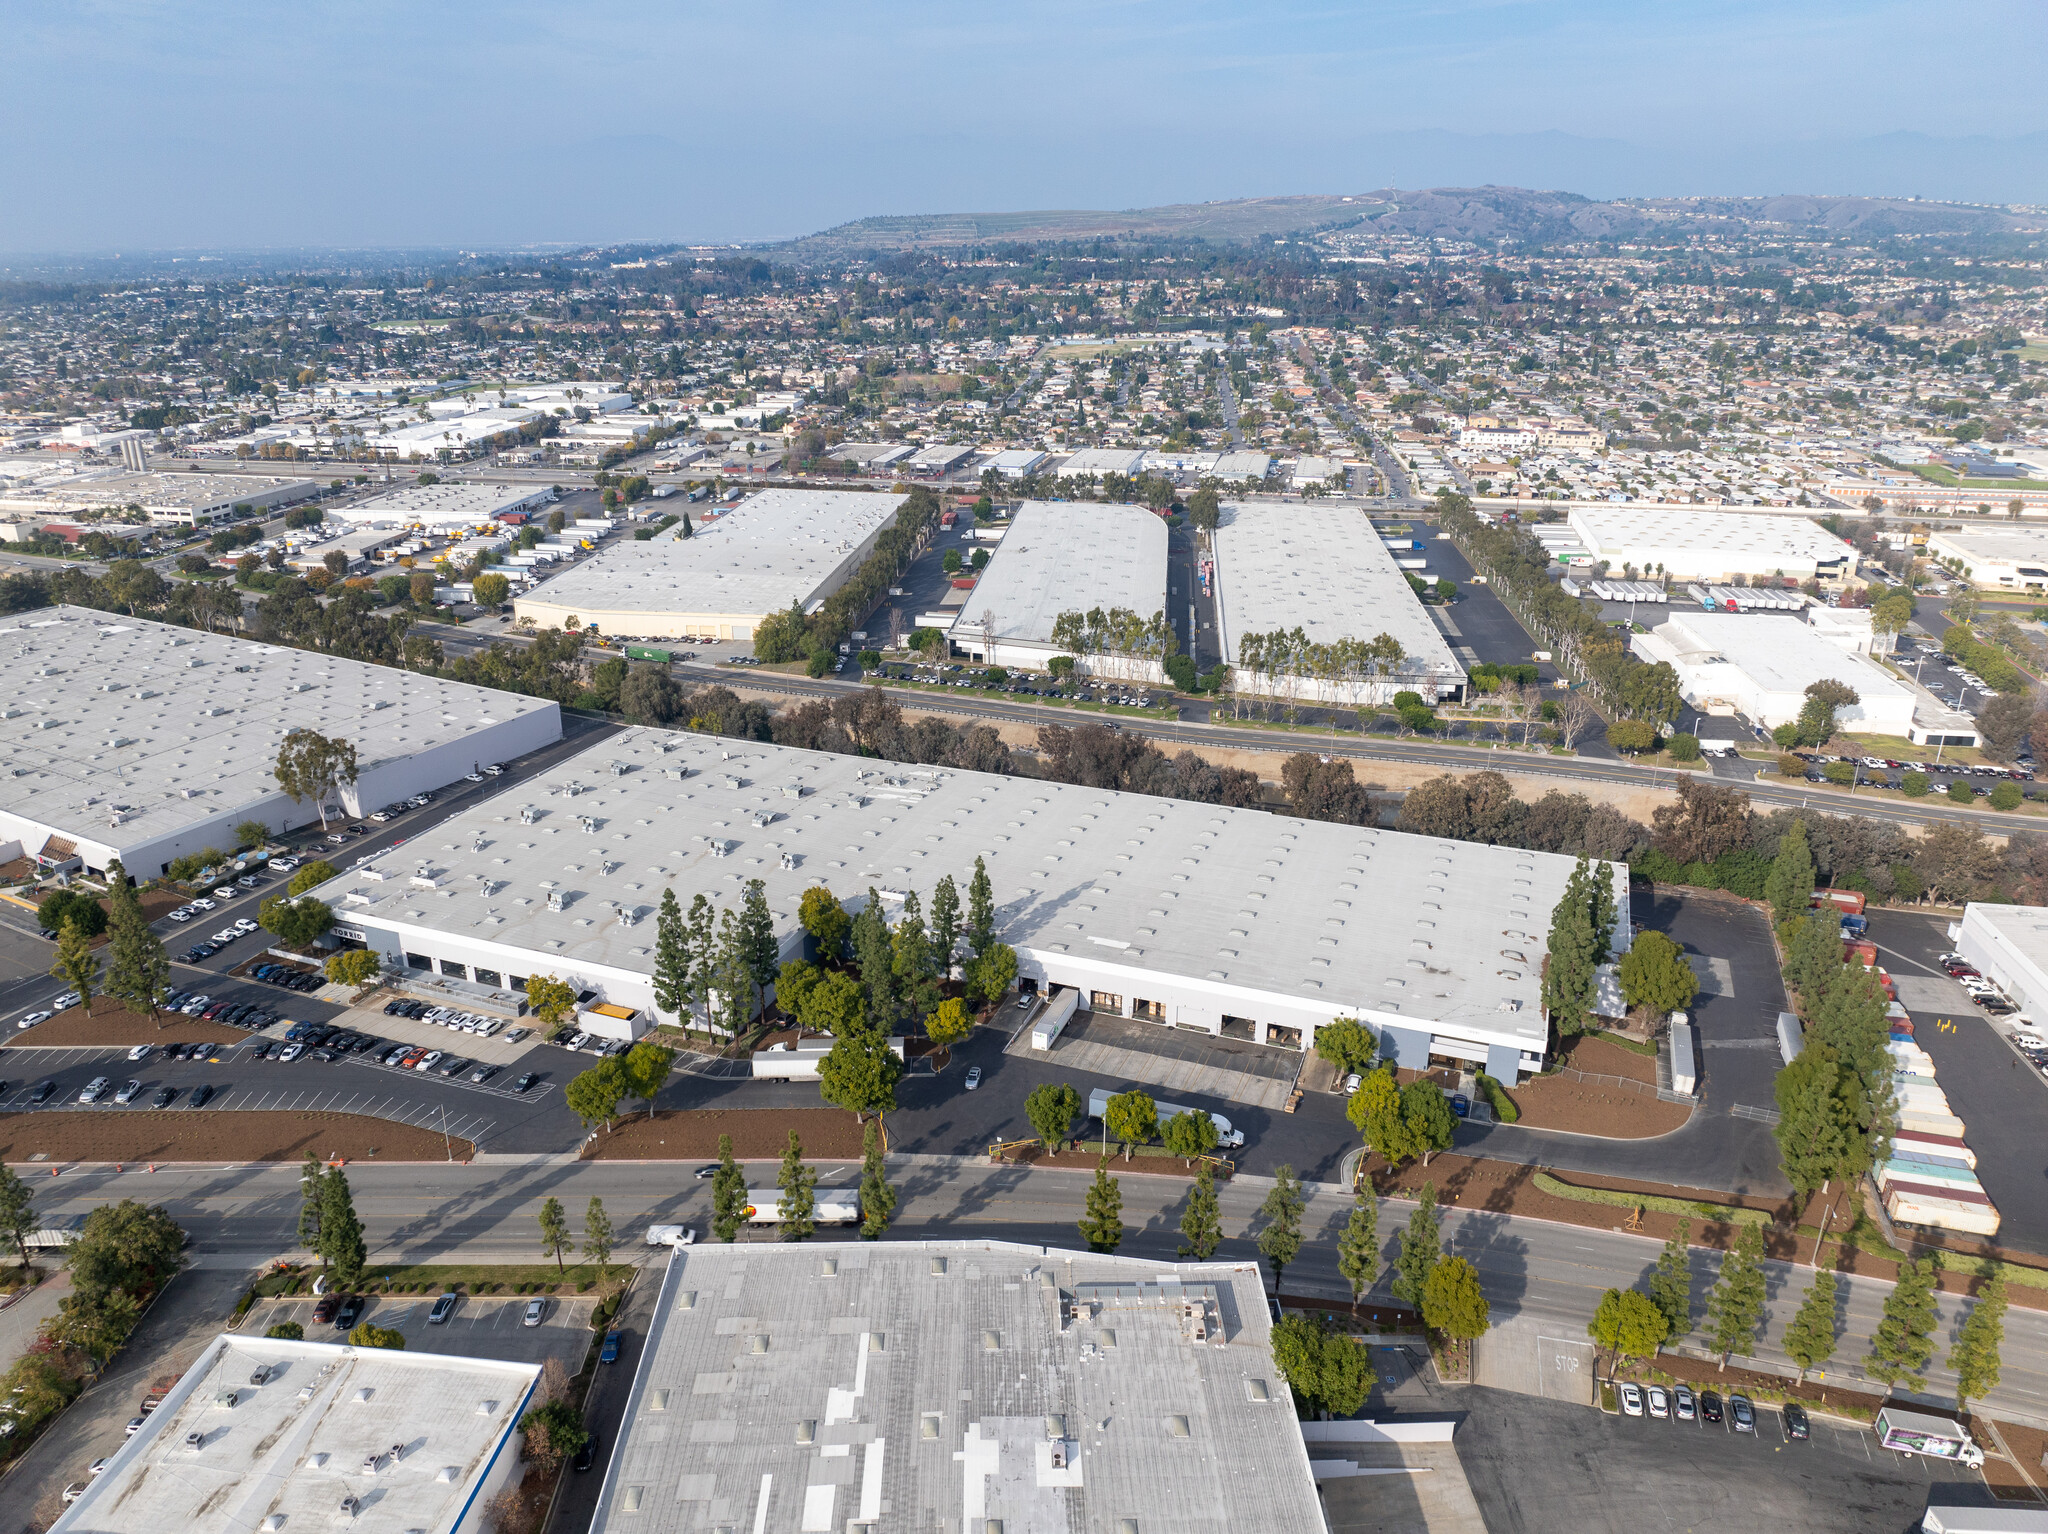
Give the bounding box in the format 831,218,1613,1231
180,996,210,1015
964,1066,982,1090
212,929,237,944
51,992,81,1011
644,1224,697,1246
14,1012,49,1031
212,886,237,900
168,909,192,923
127,1044,154,1062
234,918,258,934
1618,1382,1644,1417
267,859,298,873
416,1051,443,1071
191,897,216,912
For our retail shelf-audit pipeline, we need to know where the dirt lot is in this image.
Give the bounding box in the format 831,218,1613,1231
1501,1034,1691,1136
583,1107,865,1161
2,996,245,1049
0,1111,472,1164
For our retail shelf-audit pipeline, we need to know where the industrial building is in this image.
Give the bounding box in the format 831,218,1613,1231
1953,903,2048,1024
1567,506,1856,583
1056,446,1147,477
1925,527,2048,593
0,607,561,880
327,482,555,531
1212,501,1466,703
305,726,1627,1075
0,469,320,527
947,501,1169,678
50,1332,541,1534
587,1241,1327,1534
1630,610,1924,737
512,487,906,642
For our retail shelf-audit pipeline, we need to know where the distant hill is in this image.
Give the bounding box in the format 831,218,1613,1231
766,187,2048,260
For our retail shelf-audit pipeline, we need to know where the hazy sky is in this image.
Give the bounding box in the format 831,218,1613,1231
6,0,2045,252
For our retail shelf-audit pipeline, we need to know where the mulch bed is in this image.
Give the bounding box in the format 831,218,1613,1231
1980,1419,2048,1502
582,1107,865,1161
1500,1034,1690,1136
2,995,245,1048
1367,1154,2048,1311
0,1110,471,1164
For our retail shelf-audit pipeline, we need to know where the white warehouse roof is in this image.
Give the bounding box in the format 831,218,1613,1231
51,1332,540,1534
1568,506,1855,580
949,501,1167,648
327,482,554,529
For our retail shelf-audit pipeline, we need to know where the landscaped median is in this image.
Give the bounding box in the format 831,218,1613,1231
580,1107,864,1161
1,996,247,1048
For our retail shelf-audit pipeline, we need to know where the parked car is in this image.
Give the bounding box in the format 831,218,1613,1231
1673,1385,1696,1421
1646,1385,1669,1419
572,1434,598,1473
523,1298,547,1327
1618,1382,1644,1417
114,1079,143,1104
188,1084,214,1107
1782,1403,1809,1439
29,1079,56,1104
1699,1391,1724,1424
468,1064,498,1084
599,1331,621,1364
513,1072,539,1093
152,1085,178,1108
312,1295,339,1324
963,1066,982,1091
78,1077,110,1103
127,1044,153,1062
1729,1394,1755,1433
333,1296,364,1331
428,1293,459,1325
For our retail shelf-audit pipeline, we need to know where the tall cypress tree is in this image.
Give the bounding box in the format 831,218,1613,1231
652,887,691,1027
858,1119,896,1241
1391,1183,1441,1308
851,888,900,1030
1178,1161,1222,1260
1079,1160,1124,1253
966,855,996,958
1949,1274,2008,1417
738,879,780,1019
102,861,171,1024
776,1130,816,1242
319,1169,367,1289
1542,860,1600,1037
1764,820,1816,926
928,875,961,979
1784,910,1845,1008
1867,1255,1940,1395
1773,1042,1858,1203
1782,1270,1839,1382
711,1134,747,1243
1337,1197,1380,1308
1706,1223,1767,1369
1646,1217,1693,1345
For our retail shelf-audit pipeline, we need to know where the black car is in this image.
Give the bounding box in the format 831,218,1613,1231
1782,1403,1809,1440
572,1434,599,1473
246,1042,271,1061
350,1035,381,1054
1699,1390,1724,1424
152,1085,178,1108
512,1072,539,1093
29,1079,57,1104
188,1084,214,1108
333,1295,366,1330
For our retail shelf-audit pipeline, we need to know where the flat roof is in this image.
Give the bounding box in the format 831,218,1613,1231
1571,506,1853,561
1057,447,1147,477
950,501,1168,646
590,1241,1324,1534
514,488,905,621
330,483,551,527
0,470,317,514
1926,526,2048,565
0,607,557,855
1212,501,1464,682
1649,611,1912,703
311,728,1584,1045
51,1333,539,1534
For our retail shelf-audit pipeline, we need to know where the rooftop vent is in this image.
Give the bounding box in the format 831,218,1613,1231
435,1467,458,1483
676,1291,696,1311
796,1420,816,1444
921,1414,941,1441
930,1256,947,1276
749,1335,769,1354
820,1256,838,1277
1246,1379,1270,1402
476,1399,498,1416
1120,1522,1140,1534
353,1387,373,1403
982,1331,1000,1352
647,1390,670,1413
306,1453,329,1469
622,1486,645,1513
1166,1416,1190,1439
1045,1415,1065,1440
867,1333,885,1353
262,1517,285,1532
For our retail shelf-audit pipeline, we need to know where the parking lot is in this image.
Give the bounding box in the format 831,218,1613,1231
1450,1381,1984,1534
253,1290,598,1371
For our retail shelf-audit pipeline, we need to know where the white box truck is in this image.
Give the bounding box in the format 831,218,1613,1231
1876,1407,1985,1468
742,1189,860,1225
1086,1087,1244,1149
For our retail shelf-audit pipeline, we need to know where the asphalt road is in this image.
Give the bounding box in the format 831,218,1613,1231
1868,906,2048,1257
25,1156,2048,1428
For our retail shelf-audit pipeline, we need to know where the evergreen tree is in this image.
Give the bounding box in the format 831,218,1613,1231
1706,1223,1767,1369
537,1195,571,1273
890,890,939,1021
1782,1270,1839,1382
1764,819,1816,926
684,893,717,1025
1866,1255,1941,1394
102,862,171,1022
1588,1287,1670,1364
1784,910,1845,1007
49,918,103,1013
1337,1197,1380,1307
296,1149,326,1252
1949,1274,2008,1416
858,1119,896,1241
966,855,997,957
1078,1160,1124,1253
318,1169,366,1289
582,1197,615,1282
1256,1165,1305,1289
851,888,901,1030
777,1130,816,1241
818,1026,902,1118
1422,1256,1491,1343
1773,1041,1859,1203
1346,1066,1418,1166
928,874,961,977
1541,859,1601,1036
1391,1183,1441,1308
737,878,780,1015
1646,1217,1693,1345
1178,1161,1222,1259
652,887,692,1026
0,1165,39,1272
712,908,757,1035
711,1134,748,1243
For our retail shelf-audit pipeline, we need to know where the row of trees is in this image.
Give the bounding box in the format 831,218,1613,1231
650,879,778,1037
563,1042,679,1133
699,1125,897,1243
1046,606,1178,682
0,1174,187,1369
754,486,944,662
1227,628,1416,726
1591,1218,2010,1415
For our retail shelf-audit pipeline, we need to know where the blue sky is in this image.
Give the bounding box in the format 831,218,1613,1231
4,0,2045,252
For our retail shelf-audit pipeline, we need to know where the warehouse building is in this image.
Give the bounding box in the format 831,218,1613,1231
1055,446,1147,477
0,608,561,879
1953,903,2048,1024
1213,500,1466,703
51,1332,541,1534
512,487,906,642
328,482,554,531
1925,527,2048,593
1567,506,1856,583
305,727,1627,1076
947,501,1169,678
588,1241,1326,1534
1630,610,1921,736
0,469,320,527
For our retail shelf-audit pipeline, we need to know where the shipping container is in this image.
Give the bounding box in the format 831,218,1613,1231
1897,1110,1968,1139
1894,1129,1976,1168
1885,1191,2001,1238
624,645,672,664
1812,888,1869,915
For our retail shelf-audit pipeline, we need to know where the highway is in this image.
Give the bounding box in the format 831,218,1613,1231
28,1156,2048,1428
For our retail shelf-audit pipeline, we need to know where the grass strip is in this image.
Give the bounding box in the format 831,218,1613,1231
1533,1170,1769,1227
